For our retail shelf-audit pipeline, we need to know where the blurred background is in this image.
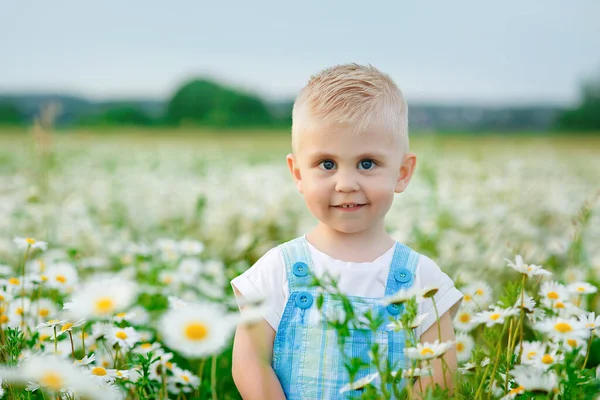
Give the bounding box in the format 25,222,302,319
1,0,599,133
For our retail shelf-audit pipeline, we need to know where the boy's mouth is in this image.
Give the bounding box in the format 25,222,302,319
332,203,367,210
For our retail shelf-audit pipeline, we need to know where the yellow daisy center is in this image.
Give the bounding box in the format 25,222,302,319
459,313,471,323
48,319,60,324
16,307,24,316
182,375,190,382
509,386,525,395
116,312,127,318
91,367,107,376
463,295,472,302
547,291,559,300
55,275,67,283
8,278,20,285
41,275,48,282
165,361,174,369
585,323,594,329
555,302,565,309
39,308,49,317
141,343,152,349
116,371,123,377
94,297,115,315
541,354,554,364
115,331,128,340
420,347,434,356
576,287,585,292
40,371,63,390
0,295,4,301
184,322,209,341
61,323,73,332
527,351,537,360
456,342,464,352
25,238,36,245
567,339,577,347
0,315,9,323
489,313,501,321
554,322,572,333
102,361,110,368
475,289,484,296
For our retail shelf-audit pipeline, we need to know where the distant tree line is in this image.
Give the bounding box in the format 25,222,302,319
0,74,599,132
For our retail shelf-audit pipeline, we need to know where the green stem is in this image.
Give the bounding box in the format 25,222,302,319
211,355,217,400
20,246,31,334
581,335,593,370
53,326,57,354
474,322,508,399
431,298,448,389
68,331,76,360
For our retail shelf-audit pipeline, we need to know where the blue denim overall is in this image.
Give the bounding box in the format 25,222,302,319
272,236,419,399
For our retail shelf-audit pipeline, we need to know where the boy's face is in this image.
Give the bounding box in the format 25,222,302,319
287,121,416,235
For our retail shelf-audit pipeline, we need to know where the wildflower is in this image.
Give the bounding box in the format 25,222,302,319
533,349,564,370
579,312,600,330
339,372,379,393
567,281,597,295
472,306,518,328
509,364,558,393
159,302,235,358
113,311,136,323
518,341,545,365
58,320,86,337
36,319,67,330
65,278,137,319
178,239,205,256
109,327,140,350
34,298,59,321
133,342,162,355
45,262,78,292
74,354,96,366
88,366,118,384
387,313,429,331
535,317,590,342
500,385,525,400
404,340,454,361
399,366,433,378
14,236,48,251
506,255,551,278
172,366,200,386
380,286,425,306
513,292,536,312
453,308,476,332
540,281,569,303
455,333,475,362
461,281,492,309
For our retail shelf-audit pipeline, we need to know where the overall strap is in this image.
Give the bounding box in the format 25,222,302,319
384,243,420,296
279,236,313,291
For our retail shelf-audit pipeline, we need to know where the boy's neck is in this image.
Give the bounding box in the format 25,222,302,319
306,223,395,263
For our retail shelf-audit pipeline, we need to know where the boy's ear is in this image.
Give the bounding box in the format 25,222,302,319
395,152,417,194
286,153,303,193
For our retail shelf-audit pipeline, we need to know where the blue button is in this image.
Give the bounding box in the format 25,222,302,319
292,262,309,277
295,291,313,309
387,303,401,315
394,268,412,284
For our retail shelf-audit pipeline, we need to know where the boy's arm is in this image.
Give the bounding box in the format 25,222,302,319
231,287,286,400
411,311,457,398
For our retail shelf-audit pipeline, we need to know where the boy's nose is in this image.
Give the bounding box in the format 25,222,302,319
334,171,360,193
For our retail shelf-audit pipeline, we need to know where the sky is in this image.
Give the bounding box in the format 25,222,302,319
2,1,599,106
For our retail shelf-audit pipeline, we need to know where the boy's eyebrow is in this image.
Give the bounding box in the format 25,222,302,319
307,151,387,160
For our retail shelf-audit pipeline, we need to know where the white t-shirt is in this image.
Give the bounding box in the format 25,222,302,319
231,235,463,337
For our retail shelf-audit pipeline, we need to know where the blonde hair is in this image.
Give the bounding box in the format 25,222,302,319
291,63,408,154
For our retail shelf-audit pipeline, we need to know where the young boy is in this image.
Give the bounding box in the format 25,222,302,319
231,64,463,399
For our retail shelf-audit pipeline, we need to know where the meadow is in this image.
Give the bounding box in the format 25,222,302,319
0,127,599,399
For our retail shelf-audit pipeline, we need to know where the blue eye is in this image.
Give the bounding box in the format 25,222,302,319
358,159,375,170
320,160,335,170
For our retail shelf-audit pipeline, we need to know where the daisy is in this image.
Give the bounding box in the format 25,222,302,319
454,308,477,332
461,281,492,309
513,292,536,312
34,298,59,321
567,281,597,295
176,258,203,279
178,239,205,256
380,286,425,306
159,302,235,358
579,312,600,330
540,281,569,304
518,341,545,365
88,366,118,384
36,319,67,330
44,262,78,292
58,319,86,337
109,327,140,350
133,342,163,355
387,313,429,331
533,349,564,370
399,366,433,378
113,311,136,323
339,372,379,393
506,255,551,278
455,333,475,362
535,317,590,342
14,236,48,251
509,364,558,393
404,340,454,361
65,278,138,320
172,366,200,386
472,306,518,328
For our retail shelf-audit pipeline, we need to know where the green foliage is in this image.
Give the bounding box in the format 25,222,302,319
166,79,274,127
78,104,153,126
0,102,24,125
556,71,600,131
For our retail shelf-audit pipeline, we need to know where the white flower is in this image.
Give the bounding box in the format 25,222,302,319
387,313,429,331
535,317,590,342
509,364,558,393
65,278,138,319
404,340,454,361
36,319,67,330
453,308,476,332
339,372,379,393
473,306,518,328
567,281,597,295
58,320,86,337
109,327,140,350
167,296,188,310
113,311,136,323
518,341,545,365
74,354,96,366
513,292,536,312
461,281,492,309
45,262,78,292
380,286,425,306
533,349,563,370
87,366,118,384
178,240,205,256
540,281,569,303
579,312,600,330
399,366,433,378
172,366,200,386
14,236,48,251
455,333,475,362
159,302,235,358
34,298,59,321
506,255,551,278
